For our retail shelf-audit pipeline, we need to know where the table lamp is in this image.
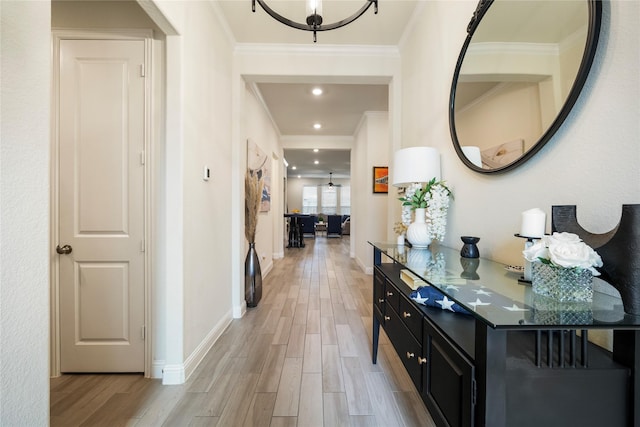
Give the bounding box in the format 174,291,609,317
392,147,441,248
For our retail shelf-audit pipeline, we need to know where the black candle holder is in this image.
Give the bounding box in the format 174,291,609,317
514,233,541,285
460,236,480,258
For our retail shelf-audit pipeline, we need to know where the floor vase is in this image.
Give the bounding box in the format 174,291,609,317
245,242,262,307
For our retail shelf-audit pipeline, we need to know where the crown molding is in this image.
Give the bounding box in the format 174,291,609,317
234,43,399,57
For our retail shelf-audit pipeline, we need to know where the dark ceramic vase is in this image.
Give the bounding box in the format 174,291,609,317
245,242,262,307
460,236,480,258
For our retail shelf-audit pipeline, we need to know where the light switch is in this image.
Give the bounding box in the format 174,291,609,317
203,166,210,181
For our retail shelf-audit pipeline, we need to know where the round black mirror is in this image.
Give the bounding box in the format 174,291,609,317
449,0,602,173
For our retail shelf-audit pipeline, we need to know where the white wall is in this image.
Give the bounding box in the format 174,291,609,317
0,1,51,424
353,112,390,272
400,1,640,348
147,1,236,380
244,84,283,273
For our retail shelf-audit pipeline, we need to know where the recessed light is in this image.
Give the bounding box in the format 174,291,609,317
313,123,322,130
314,160,319,164
292,166,297,170
297,175,301,178
312,87,323,96
313,148,319,152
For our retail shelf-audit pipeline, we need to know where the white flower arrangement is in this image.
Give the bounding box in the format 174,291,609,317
523,232,603,275
398,178,452,241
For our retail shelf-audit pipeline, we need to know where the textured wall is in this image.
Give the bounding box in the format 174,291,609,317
401,0,639,264
0,2,51,424
400,1,639,348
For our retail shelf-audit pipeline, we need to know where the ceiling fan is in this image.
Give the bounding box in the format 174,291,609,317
323,172,341,188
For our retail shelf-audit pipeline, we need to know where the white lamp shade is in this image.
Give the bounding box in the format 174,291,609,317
461,146,482,168
392,146,441,187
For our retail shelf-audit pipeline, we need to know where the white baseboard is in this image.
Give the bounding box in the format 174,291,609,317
151,360,165,379
162,364,185,385
182,309,233,382
233,301,246,318
160,310,233,384
273,251,284,259
262,260,273,277
355,256,371,275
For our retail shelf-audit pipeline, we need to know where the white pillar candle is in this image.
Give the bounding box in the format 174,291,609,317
520,208,546,238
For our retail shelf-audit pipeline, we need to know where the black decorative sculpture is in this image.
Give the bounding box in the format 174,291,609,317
552,205,640,315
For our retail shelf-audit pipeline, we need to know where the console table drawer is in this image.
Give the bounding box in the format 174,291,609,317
384,279,401,313
386,304,423,391
399,292,423,341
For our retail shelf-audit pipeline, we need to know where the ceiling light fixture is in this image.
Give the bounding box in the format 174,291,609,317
314,160,319,164
312,88,323,96
252,0,378,43
313,148,319,152
313,123,322,130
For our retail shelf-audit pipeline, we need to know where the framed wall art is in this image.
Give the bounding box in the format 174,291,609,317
372,166,389,194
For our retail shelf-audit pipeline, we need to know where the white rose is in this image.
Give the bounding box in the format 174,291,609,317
523,240,549,262
547,241,600,273
544,232,582,246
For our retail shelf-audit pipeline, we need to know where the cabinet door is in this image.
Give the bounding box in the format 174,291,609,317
422,318,475,427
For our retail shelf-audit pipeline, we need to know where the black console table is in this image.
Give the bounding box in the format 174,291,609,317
369,242,640,427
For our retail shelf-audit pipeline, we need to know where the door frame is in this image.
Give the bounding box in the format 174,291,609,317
50,29,154,377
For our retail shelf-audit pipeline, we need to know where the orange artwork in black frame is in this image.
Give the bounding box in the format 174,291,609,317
372,166,388,194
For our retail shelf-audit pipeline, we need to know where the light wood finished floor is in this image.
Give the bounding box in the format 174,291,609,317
50,236,435,426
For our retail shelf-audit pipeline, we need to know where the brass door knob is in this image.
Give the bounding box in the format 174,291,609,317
56,244,73,255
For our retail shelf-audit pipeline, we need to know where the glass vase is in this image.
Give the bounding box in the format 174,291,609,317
532,262,593,302
245,242,263,307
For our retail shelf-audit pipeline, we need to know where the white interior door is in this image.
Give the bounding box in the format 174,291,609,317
58,39,146,372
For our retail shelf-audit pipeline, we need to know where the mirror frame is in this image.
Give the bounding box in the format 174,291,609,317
449,0,602,174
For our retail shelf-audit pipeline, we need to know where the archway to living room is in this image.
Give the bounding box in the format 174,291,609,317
242,78,392,267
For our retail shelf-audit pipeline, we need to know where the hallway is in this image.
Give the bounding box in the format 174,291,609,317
50,236,434,426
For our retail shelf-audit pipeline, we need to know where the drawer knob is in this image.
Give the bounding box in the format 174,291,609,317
384,316,391,321
378,298,385,303
403,311,411,318
418,357,427,365
406,352,415,359
386,291,393,297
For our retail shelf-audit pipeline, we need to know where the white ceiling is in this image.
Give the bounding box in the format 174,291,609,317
216,0,419,46
216,1,588,179
215,0,419,178
284,147,352,180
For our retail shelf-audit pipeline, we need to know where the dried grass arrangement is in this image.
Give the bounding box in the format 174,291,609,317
245,170,264,243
